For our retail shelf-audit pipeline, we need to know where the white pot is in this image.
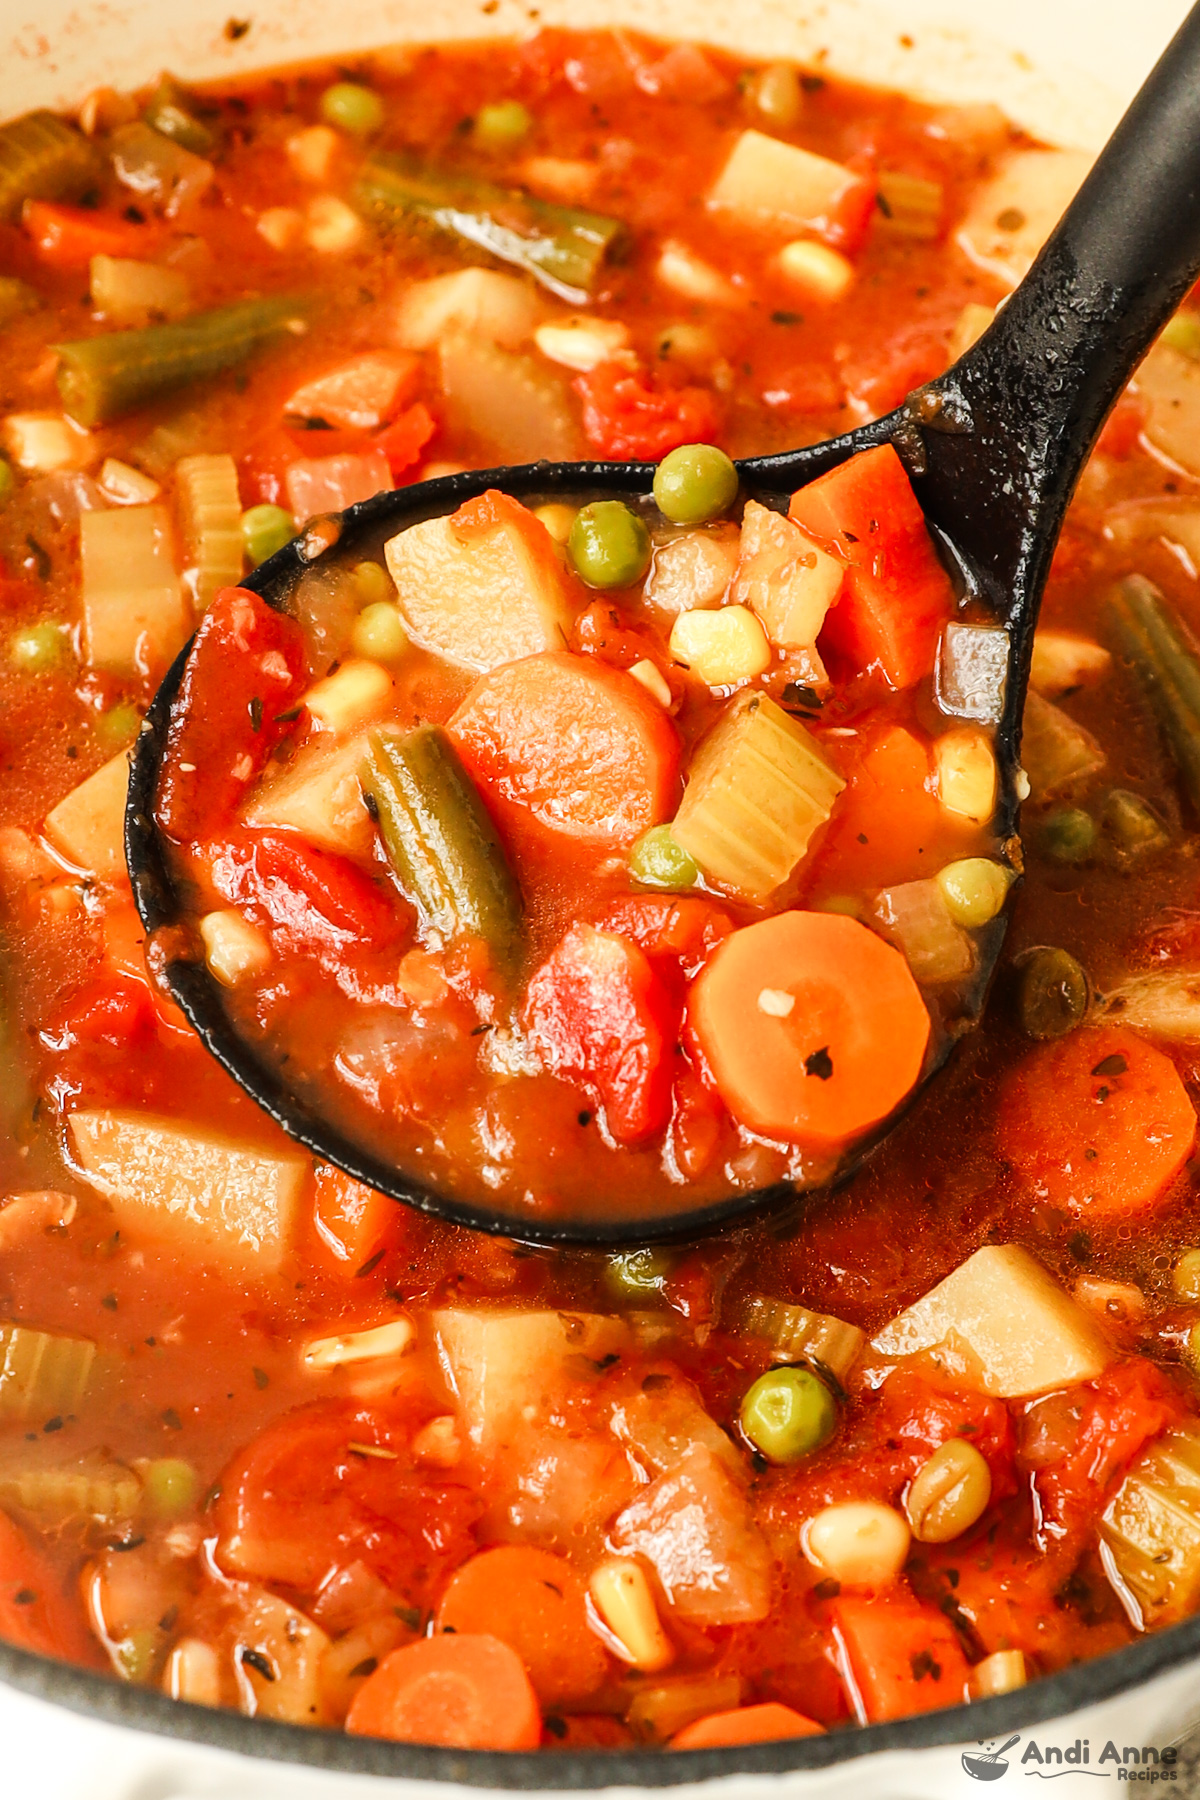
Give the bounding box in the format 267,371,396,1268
1,0,1198,1794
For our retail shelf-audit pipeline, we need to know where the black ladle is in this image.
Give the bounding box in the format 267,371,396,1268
127,4,1200,1246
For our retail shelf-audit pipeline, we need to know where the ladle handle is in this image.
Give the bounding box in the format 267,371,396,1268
916,0,1200,620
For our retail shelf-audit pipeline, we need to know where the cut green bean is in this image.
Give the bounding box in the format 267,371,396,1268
355,152,625,301
143,74,217,156
1108,575,1200,817
55,295,311,428
361,725,523,962
0,110,99,221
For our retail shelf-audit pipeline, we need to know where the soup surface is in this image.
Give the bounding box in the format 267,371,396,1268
2,26,1200,1755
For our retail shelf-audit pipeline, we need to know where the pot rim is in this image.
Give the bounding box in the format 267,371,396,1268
4,1606,1199,1786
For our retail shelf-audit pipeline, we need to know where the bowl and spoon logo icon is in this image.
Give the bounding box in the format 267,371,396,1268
962,1735,1021,1780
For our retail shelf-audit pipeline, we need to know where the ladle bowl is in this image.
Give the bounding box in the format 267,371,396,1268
126,0,1200,1244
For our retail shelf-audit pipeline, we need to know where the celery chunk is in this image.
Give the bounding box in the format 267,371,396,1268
176,452,244,611
1102,1427,1200,1625
0,1322,95,1424
735,1294,864,1382
671,690,844,899
0,110,99,220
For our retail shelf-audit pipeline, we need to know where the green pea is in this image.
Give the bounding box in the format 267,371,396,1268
95,701,142,751
142,1456,199,1518
241,504,295,568
739,1366,837,1464
568,501,651,590
474,100,533,151
629,826,698,892
652,443,739,526
8,622,67,674
1015,945,1089,1040
0,457,14,505
1101,788,1170,858
351,601,408,663
352,559,393,608
1039,807,1096,863
319,81,385,137
936,857,1013,928
604,1247,675,1301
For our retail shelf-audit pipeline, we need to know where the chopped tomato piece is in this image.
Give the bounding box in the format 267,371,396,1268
832,1595,971,1722
1034,1359,1182,1535
155,587,308,844
524,922,677,1142
788,444,955,688
0,1509,96,1664
574,361,721,461
376,402,437,479
203,832,406,957
598,894,735,976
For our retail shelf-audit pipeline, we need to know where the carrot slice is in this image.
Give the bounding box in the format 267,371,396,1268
832,1595,971,1722
448,651,680,846
999,1025,1196,1218
435,1546,609,1707
23,200,154,267
687,911,930,1147
345,1632,542,1749
671,1702,824,1749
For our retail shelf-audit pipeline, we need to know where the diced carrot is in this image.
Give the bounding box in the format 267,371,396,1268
345,1632,542,1749
803,723,978,900
312,1164,396,1270
525,922,677,1142
449,651,681,846
788,444,954,688
999,1026,1196,1218
23,200,153,267
155,587,308,843
831,1595,971,1722
671,1702,824,1749
434,1546,609,1707
0,1508,95,1664
574,362,721,461
686,910,930,1148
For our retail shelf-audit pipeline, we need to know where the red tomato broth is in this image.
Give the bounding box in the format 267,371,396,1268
0,24,1198,1756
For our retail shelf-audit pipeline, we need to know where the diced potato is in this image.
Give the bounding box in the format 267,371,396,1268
645,526,739,616
0,1322,95,1424
732,500,843,649
232,1589,332,1725
384,504,578,674
437,334,580,463
1101,1426,1200,1626
1030,630,1112,698
4,412,93,472
871,1244,1112,1397
670,605,771,686
933,726,997,823
287,124,339,183
80,504,186,677
397,268,542,351
609,1372,743,1478
872,878,975,984
955,148,1093,288
286,353,416,431
67,1110,308,1271
89,255,190,325
709,130,861,237
244,732,375,860
257,206,303,251
611,1445,772,1625
304,195,364,255
43,749,130,881
199,910,272,987
656,240,739,306
777,239,854,302
164,1638,222,1707
936,622,1009,723
672,690,845,898
1021,690,1105,798
534,315,630,372
431,1307,631,1457
518,156,599,204
302,659,393,735
1133,344,1200,478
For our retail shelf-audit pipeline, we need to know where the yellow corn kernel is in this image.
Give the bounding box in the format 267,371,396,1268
933,726,997,822
588,1558,674,1673
163,1637,221,1707
670,605,771,686
257,206,304,251
303,1316,416,1370
302,659,393,735
199,910,272,988
534,316,631,372
628,659,672,708
287,124,340,183
533,503,577,544
656,240,740,307
778,239,855,302
804,1501,910,1586
971,1649,1026,1699
305,195,365,255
